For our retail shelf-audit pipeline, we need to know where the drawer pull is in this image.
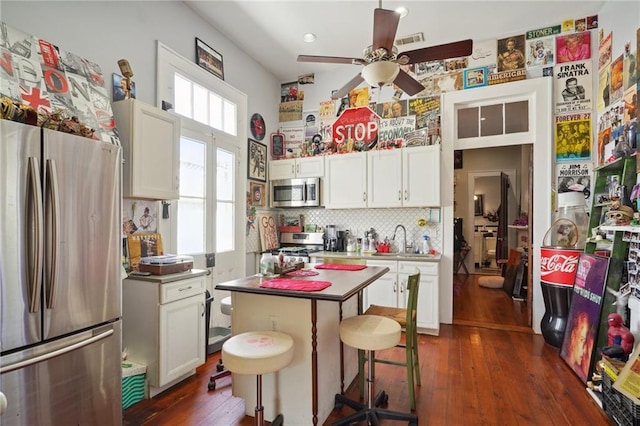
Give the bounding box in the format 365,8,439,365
178,286,193,292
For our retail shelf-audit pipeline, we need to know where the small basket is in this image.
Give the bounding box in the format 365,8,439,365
602,360,640,425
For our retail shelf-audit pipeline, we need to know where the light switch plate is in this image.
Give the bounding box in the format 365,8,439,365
205,253,215,268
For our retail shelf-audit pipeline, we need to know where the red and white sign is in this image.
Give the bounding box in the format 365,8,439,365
332,106,380,148
540,247,582,287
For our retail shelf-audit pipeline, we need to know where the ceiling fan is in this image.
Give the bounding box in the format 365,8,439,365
297,2,472,99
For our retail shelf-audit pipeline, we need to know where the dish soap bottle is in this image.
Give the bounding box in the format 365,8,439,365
422,235,431,254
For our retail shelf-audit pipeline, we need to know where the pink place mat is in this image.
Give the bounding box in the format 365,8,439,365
260,278,331,292
286,269,320,277
314,263,367,271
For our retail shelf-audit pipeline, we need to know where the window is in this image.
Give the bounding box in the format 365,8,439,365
177,136,206,254
174,73,237,136
216,148,235,252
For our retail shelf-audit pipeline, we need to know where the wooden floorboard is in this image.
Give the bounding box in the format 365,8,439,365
123,273,612,425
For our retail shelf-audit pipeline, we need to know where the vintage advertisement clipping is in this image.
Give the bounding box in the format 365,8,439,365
555,112,592,161
554,60,593,113
378,116,416,149
408,96,440,130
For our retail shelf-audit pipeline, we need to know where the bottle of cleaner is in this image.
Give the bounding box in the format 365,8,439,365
422,235,431,254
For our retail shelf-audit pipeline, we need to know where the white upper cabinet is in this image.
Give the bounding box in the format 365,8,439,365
269,156,325,180
367,149,403,208
113,99,180,200
324,152,367,209
402,145,441,207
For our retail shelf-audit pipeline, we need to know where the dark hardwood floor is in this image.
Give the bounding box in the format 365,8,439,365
123,274,612,425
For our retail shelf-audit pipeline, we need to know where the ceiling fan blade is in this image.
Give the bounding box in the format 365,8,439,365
400,39,473,64
332,73,365,99
393,69,425,96
297,54,363,65
373,8,400,53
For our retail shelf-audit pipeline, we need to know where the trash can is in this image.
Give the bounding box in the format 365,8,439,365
204,290,213,354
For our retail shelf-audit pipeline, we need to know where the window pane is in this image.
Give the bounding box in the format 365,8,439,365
457,107,478,139
216,201,234,252
505,101,529,134
178,197,205,254
480,104,503,136
180,137,205,197
174,74,192,118
217,148,234,201
223,100,237,136
210,93,222,130
193,83,208,125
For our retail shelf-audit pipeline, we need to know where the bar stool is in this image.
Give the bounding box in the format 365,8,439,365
333,315,418,425
222,330,294,426
208,296,233,390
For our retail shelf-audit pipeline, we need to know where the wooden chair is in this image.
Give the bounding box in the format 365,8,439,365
360,271,421,411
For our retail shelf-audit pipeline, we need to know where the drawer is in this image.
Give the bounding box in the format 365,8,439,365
365,259,398,272
160,276,205,304
398,261,438,276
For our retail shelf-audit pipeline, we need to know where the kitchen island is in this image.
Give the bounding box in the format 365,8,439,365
215,266,389,426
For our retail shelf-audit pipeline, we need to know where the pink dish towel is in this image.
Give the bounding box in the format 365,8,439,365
314,263,367,271
286,269,320,277
260,278,331,292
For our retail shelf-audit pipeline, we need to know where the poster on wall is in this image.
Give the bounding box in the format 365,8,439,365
598,31,612,71
556,31,591,64
0,21,119,145
525,35,555,69
555,112,592,161
279,100,303,122
280,125,304,157
408,96,440,130
610,54,625,104
378,115,416,149
560,253,609,384
554,60,593,113
556,162,592,207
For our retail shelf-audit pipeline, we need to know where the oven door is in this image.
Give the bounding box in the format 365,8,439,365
270,178,320,208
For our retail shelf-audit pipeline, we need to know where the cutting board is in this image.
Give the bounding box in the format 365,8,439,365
257,212,279,251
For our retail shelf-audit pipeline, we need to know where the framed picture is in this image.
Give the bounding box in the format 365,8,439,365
249,180,266,207
195,37,224,80
112,73,136,101
463,66,488,89
271,132,285,159
474,194,484,216
248,138,267,182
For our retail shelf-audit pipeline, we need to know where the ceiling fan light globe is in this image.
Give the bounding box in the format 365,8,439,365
361,61,399,87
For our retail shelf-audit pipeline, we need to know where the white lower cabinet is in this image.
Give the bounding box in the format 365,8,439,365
364,259,439,334
123,272,206,390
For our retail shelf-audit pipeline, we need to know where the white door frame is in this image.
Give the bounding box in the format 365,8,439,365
442,78,553,334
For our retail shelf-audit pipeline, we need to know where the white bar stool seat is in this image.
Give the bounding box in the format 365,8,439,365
333,315,418,425
222,330,294,426
221,296,233,315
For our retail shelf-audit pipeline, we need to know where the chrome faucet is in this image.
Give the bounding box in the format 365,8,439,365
392,224,411,254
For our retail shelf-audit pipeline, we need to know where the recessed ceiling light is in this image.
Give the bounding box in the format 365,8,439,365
395,7,408,18
303,33,317,43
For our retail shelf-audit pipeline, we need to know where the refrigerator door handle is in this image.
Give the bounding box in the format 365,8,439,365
26,156,44,313
0,328,114,374
45,159,60,309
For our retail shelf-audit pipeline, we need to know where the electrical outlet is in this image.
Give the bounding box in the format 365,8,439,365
205,253,215,268
269,315,278,331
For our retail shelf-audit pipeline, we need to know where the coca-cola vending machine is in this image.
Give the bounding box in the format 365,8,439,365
539,246,582,348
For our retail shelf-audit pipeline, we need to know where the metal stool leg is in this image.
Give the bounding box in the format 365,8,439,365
255,374,264,426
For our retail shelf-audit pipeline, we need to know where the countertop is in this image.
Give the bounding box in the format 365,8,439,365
124,268,207,284
215,266,389,302
310,251,441,262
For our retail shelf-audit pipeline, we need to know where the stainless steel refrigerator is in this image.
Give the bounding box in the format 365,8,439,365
0,120,122,425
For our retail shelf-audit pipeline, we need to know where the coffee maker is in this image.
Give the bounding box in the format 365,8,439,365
324,226,347,252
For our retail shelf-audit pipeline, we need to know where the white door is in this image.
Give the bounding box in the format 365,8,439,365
441,78,553,333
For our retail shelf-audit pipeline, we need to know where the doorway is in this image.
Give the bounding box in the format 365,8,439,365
441,78,553,334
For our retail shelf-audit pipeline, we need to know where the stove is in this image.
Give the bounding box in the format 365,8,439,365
272,232,324,263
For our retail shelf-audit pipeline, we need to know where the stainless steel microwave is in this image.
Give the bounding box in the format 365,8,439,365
270,178,321,208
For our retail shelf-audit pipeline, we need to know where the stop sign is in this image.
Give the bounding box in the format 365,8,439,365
332,106,380,149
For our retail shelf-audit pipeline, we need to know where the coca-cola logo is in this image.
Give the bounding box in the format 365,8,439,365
540,254,579,276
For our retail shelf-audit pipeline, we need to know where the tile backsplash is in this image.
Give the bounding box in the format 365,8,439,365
247,207,442,254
